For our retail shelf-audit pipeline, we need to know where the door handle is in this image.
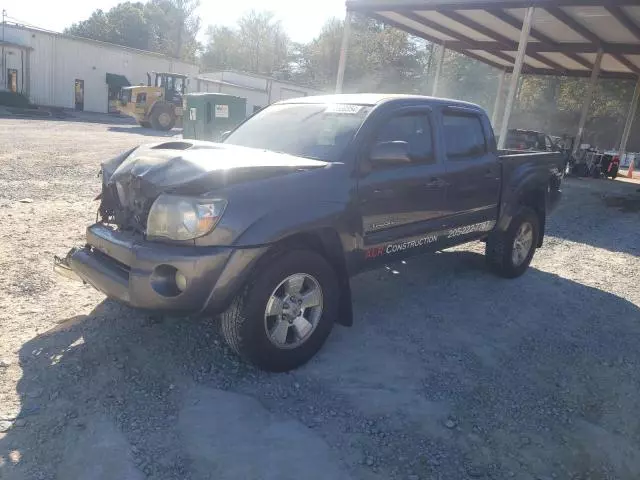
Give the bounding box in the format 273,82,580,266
425,178,447,189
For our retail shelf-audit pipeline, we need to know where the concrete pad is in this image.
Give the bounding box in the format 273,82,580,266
178,387,352,480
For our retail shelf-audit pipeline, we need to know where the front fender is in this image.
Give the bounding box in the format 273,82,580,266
233,201,353,248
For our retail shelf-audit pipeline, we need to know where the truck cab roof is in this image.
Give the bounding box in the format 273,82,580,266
278,93,484,111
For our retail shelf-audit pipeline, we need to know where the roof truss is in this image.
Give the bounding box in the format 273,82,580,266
348,0,640,79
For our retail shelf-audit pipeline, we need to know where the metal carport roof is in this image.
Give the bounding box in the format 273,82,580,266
345,0,640,79
337,0,640,153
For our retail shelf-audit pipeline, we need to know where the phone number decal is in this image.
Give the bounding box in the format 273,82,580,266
446,221,495,239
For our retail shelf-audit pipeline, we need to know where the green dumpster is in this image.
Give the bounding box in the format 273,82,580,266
182,93,247,141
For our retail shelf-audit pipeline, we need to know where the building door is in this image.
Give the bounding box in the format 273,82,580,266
74,79,84,111
7,69,18,93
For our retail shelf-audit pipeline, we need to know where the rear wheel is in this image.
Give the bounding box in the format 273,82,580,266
220,250,338,372
486,207,539,278
150,105,176,131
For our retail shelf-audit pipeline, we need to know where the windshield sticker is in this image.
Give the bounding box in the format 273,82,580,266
325,104,364,114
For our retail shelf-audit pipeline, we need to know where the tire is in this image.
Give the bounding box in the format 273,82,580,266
150,105,176,131
486,207,540,279
138,121,151,128
220,250,339,372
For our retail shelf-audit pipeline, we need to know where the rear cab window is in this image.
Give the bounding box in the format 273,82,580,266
442,111,487,160
371,112,435,165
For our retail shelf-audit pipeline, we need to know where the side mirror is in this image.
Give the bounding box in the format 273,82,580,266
370,141,411,165
220,130,232,142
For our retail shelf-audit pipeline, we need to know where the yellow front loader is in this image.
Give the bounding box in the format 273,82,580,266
119,72,188,131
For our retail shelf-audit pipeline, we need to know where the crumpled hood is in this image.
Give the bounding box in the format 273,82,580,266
104,140,328,197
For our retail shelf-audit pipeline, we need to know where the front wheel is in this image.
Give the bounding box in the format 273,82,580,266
150,106,176,131
220,250,338,372
486,207,540,279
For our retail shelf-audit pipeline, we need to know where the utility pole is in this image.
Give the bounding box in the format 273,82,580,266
2,10,6,87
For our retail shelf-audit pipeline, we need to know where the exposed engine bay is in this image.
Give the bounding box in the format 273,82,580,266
96,140,328,234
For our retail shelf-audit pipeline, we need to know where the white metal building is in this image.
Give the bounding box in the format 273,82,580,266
0,24,199,113
196,71,324,116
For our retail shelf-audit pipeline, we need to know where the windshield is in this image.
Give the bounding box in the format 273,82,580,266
224,103,372,161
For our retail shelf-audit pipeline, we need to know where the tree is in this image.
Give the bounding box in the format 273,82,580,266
201,26,242,71
201,11,290,76
290,15,430,93
147,0,200,61
66,3,149,50
64,0,200,60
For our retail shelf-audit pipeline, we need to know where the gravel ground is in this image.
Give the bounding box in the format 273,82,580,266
0,117,639,480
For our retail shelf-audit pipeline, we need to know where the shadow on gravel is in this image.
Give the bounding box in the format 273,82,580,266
2,251,640,479
1,109,137,125
108,126,181,137
549,178,640,256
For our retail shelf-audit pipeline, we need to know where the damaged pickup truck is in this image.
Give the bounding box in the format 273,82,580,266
55,94,563,371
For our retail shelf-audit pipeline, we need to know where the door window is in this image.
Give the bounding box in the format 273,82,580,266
372,113,434,164
442,112,486,160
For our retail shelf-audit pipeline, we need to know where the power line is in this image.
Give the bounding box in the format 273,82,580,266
4,15,62,35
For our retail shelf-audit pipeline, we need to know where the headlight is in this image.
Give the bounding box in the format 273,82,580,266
146,195,227,241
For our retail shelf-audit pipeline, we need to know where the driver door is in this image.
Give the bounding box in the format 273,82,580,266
357,108,449,266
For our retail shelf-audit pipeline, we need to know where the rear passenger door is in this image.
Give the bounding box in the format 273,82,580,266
357,108,448,264
440,108,501,235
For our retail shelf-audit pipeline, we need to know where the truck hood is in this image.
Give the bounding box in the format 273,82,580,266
104,140,329,197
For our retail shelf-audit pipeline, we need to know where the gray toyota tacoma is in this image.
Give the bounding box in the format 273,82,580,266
55,94,563,371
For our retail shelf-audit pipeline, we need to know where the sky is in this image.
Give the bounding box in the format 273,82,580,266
3,0,347,43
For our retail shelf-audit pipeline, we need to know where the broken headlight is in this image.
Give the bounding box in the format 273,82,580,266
146,195,227,241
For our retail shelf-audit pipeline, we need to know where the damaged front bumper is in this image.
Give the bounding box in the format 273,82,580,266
54,223,267,314
54,249,83,282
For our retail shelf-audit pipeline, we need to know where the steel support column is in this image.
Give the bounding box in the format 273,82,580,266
619,78,640,155
335,11,353,94
431,43,446,97
491,69,507,127
573,49,603,154
498,7,534,150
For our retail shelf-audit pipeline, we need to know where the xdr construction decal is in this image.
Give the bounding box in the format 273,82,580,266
365,220,496,259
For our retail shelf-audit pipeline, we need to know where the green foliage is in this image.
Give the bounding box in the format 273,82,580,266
64,0,200,60
285,15,431,92
513,75,639,148
201,11,289,76
0,91,31,108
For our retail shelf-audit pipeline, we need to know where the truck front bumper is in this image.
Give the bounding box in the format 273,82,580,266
55,224,266,314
